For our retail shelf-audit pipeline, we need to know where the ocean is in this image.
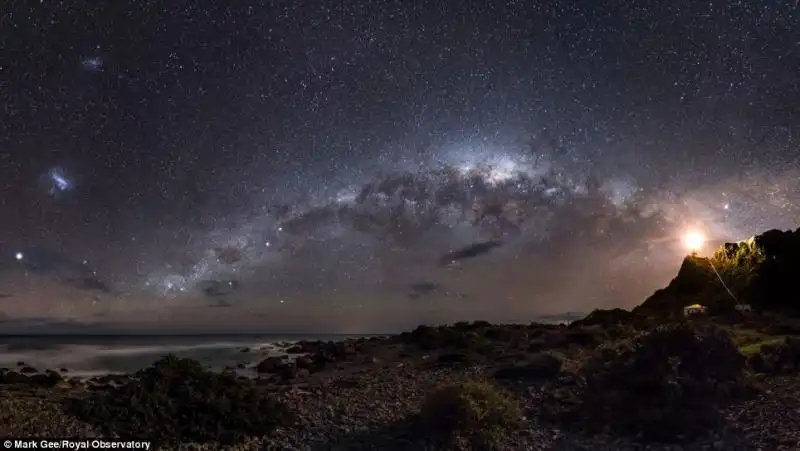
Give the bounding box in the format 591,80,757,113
0,334,360,377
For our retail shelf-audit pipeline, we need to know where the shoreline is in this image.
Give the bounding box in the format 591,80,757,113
1,316,799,450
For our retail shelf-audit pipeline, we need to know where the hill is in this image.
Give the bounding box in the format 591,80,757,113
633,228,800,317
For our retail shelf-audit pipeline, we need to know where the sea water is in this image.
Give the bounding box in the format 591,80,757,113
0,334,358,377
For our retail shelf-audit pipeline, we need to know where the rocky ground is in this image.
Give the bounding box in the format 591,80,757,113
1,313,799,451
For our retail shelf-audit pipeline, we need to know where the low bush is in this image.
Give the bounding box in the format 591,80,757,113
65,355,295,445
494,353,562,380
419,380,523,450
403,324,495,353
553,323,750,442
748,336,800,374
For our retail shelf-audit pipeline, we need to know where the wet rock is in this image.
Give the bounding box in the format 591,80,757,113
256,356,286,373
0,371,30,384
27,370,63,388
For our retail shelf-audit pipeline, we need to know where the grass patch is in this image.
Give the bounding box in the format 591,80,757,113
740,337,786,356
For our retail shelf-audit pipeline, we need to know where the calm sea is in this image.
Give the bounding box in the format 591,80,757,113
0,334,364,377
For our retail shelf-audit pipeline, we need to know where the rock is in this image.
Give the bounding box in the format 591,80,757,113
295,356,314,370
54,379,74,390
0,369,62,387
363,355,379,364
0,371,29,384
19,366,38,374
280,364,296,379
91,374,129,386
287,340,326,354
27,370,62,388
240,347,250,353
256,356,286,373
333,341,357,357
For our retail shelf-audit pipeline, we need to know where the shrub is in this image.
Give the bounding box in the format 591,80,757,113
748,337,800,374
559,323,749,442
65,355,295,445
404,324,494,352
419,380,523,450
494,353,562,380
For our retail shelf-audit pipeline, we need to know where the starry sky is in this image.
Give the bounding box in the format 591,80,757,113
0,1,798,333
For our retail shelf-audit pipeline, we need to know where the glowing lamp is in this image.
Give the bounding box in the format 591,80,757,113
682,230,706,253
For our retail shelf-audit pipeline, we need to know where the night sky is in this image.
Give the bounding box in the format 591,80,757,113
1,1,798,333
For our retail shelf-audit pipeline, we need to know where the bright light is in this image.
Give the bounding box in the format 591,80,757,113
682,230,706,252
14,252,23,261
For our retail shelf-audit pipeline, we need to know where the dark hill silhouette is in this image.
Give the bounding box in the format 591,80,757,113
633,228,800,317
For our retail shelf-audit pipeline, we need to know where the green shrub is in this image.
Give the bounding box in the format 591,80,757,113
560,323,749,442
709,240,765,304
65,355,295,445
420,380,523,450
748,337,800,374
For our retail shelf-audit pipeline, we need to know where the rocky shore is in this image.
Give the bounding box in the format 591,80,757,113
1,314,799,451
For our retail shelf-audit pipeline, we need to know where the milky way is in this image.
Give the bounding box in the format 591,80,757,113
0,1,797,333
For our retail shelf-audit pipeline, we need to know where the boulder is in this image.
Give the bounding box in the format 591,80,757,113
256,356,287,374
